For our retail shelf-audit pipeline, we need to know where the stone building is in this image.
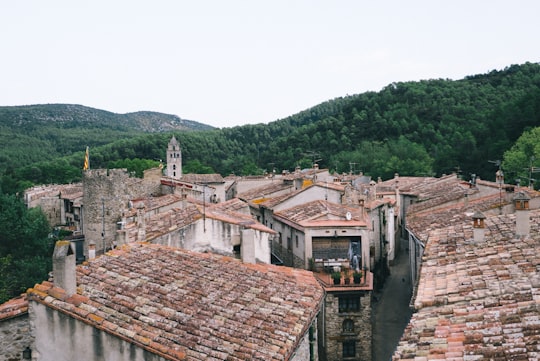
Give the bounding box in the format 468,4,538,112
117,197,276,264
0,295,31,361
82,167,162,256
26,241,324,361
392,206,540,360
166,135,182,179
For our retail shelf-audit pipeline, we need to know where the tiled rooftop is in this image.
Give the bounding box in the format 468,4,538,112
407,188,540,241
178,173,225,184
28,243,324,361
274,200,367,228
208,197,251,214
0,294,28,321
237,181,296,203
392,209,540,360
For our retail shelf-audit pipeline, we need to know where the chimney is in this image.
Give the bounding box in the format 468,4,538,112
513,191,530,236
241,228,256,264
136,203,146,241
53,241,76,296
472,211,486,243
88,243,96,259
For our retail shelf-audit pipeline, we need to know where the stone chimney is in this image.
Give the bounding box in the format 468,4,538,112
136,203,146,241
472,211,486,243
53,241,76,296
88,243,96,259
513,191,530,236
241,228,256,264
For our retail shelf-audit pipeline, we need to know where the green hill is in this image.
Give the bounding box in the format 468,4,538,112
0,104,213,171
2,62,540,194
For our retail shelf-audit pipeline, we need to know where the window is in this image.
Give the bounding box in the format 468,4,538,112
339,295,360,313
343,341,356,358
287,237,292,250
295,235,298,248
342,319,354,333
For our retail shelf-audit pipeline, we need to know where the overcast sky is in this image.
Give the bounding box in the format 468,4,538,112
1,1,539,128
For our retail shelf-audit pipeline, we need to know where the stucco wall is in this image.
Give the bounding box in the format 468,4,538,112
150,219,271,263
0,314,33,361
290,321,318,361
29,302,165,361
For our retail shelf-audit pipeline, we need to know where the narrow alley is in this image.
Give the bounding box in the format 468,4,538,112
372,237,413,361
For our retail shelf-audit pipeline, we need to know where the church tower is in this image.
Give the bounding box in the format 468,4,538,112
167,136,182,179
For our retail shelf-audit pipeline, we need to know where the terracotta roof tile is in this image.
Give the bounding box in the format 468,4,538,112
274,200,367,228
0,294,28,321
237,181,296,202
28,243,324,361
393,209,540,360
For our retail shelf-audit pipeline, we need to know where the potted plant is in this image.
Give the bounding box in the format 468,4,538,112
343,267,351,284
331,271,342,285
353,271,362,284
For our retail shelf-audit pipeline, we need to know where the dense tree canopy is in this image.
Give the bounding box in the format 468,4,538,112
1,62,540,194
502,127,540,188
0,193,53,303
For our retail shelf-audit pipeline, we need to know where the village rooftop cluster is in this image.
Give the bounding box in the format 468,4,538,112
0,136,538,361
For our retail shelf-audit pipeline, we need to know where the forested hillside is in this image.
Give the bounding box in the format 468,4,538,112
2,62,540,194
0,104,212,174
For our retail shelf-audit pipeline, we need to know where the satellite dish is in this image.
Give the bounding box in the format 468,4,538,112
345,211,352,221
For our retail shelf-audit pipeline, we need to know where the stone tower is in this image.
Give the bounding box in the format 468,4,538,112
167,136,182,179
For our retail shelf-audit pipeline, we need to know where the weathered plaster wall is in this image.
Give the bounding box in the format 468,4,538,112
29,302,165,361
290,322,318,361
149,219,271,263
0,315,32,361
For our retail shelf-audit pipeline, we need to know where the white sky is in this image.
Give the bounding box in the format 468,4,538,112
1,1,539,128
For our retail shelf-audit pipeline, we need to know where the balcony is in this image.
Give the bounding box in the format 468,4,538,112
314,269,373,291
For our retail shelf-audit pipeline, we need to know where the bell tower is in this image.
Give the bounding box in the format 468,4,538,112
167,136,182,179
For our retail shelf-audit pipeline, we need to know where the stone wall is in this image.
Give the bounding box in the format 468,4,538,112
321,291,372,361
82,169,160,255
0,314,32,361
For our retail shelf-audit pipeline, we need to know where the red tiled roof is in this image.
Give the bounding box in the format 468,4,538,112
274,200,367,229
407,188,540,241
0,294,28,321
179,173,224,184
28,243,324,360
393,210,540,360
208,198,250,213
237,181,295,202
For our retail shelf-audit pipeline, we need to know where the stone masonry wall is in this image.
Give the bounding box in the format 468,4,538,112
0,314,33,361
322,291,372,361
82,169,160,255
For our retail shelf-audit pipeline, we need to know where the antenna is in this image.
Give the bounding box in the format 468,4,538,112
349,162,359,175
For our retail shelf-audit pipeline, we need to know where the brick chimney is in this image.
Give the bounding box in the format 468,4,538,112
53,241,76,296
513,191,530,236
472,211,486,243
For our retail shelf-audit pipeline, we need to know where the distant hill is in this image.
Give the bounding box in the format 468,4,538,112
2,62,540,195
0,104,213,171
